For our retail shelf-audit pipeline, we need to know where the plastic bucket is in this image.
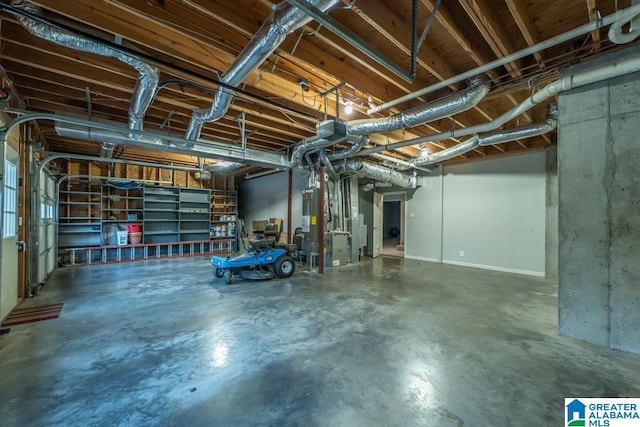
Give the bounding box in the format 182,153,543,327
117,231,128,246
127,224,141,233
129,232,142,244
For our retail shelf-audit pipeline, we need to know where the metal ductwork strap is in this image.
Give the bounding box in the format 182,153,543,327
345,77,490,136
185,0,341,141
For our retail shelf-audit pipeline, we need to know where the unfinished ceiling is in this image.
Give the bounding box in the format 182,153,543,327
0,0,638,175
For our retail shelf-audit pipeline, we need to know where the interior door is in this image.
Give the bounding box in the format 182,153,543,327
1,145,20,320
372,192,383,258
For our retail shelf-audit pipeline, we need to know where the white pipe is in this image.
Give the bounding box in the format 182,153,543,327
367,2,640,114
359,51,640,156
608,8,640,44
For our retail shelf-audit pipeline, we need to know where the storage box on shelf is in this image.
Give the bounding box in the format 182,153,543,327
211,189,238,252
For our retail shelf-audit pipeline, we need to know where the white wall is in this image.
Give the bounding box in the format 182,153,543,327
406,153,546,276
239,169,308,235
405,168,443,262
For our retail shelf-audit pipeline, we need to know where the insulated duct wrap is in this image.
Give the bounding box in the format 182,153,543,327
53,121,288,169
13,0,159,132
205,161,244,173
326,136,368,161
337,160,416,188
415,138,479,166
290,137,334,168
185,0,341,141
413,103,558,165
478,118,557,146
318,149,339,181
346,78,490,136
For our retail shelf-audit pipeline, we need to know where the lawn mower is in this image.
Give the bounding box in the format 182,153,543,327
211,222,296,284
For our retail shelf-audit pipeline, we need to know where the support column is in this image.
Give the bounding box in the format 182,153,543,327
558,47,640,354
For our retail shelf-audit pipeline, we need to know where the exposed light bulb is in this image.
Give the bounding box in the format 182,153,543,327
344,101,354,115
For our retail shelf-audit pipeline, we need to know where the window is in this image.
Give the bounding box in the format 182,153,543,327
3,160,17,238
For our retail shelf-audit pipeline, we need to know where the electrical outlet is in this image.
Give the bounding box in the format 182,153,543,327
459,250,465,257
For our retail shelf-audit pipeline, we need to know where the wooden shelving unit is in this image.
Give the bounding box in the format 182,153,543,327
58,183,236,266
211,189,238,252
101,184,143,244
58,180,102,248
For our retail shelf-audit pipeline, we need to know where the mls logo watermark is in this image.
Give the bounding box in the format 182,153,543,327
565,398,640,426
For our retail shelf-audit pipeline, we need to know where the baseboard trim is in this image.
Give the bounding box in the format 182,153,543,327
404,255,440,263
442,259,545,277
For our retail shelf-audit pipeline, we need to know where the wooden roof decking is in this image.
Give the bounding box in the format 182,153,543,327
0,0,636,175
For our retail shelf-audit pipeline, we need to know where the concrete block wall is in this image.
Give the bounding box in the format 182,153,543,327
558,48,640,354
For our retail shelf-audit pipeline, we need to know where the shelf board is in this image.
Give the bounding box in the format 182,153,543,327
144,208,179,212
144,231,179,235
59,217,100,220
59,201,102,205
180,229,210,233
60,190,101,195
59,223,101,227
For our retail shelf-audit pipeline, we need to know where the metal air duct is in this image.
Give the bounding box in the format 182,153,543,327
477,103,557,146
318,149,339,181
291,119,348,167
205,161,244,174
336,160,416,188
99,142,115,159
52,119,287,169
185,0,341,141
326,136,368,161
413,103,558,166
345,77,490,136
414,137,479,166
13,1,159,133
360,48,640,157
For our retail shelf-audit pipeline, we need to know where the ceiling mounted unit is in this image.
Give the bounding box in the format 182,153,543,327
194,171,211,181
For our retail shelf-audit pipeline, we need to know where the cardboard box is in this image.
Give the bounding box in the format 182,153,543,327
252,220,267,232
269,217,284,233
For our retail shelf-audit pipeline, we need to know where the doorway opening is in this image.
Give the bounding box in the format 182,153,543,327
380,194,405,258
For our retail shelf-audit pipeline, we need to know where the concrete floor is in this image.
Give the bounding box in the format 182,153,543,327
1,257,639,426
